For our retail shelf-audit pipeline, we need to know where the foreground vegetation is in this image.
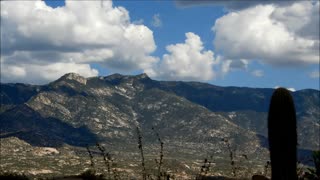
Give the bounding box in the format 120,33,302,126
0,138,318,180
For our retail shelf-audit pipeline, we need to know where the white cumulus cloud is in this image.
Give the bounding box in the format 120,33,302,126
145,32,218,81
1,0,157,84
288,88,296,92
274,86,296,92
212,1,319,67
1,62,98,85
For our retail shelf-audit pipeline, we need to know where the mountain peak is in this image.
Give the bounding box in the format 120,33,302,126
59,73,87,85
135,73,149,79
62,72,82,78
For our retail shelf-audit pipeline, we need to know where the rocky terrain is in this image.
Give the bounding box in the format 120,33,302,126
0,73,319,178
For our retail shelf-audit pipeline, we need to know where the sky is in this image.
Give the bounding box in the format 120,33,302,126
0,0,319,90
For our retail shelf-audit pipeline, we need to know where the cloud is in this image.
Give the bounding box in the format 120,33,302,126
251,70,264,77
1,0,157,84
175,0,300,10
310,71,320,79
229,59,248,70
288,88,296,92
133,19,144,25
145,32,218,81
1,62,98,84
151,14,162,27
271,1,320,40
221,59,248,74
212,1,319,67
274,86,296,92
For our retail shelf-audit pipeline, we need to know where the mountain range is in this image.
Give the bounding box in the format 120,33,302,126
0,73,319,177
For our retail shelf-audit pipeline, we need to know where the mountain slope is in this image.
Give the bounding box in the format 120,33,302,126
14,74,259,154
0,104,98,147
141,79,320,150
1,73,319,177
1,73,319,151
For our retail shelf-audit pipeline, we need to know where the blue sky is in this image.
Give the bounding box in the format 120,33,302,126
1,0,319,90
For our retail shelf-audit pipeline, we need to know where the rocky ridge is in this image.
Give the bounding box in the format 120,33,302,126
0,73,319,177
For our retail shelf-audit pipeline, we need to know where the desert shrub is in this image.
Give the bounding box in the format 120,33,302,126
0,172,29,180
79,169,104,180
302,150,320,180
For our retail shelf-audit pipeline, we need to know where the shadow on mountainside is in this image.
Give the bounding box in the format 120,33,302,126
0,104,98,147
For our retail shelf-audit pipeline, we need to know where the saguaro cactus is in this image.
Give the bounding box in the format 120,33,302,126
268,88,297,180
